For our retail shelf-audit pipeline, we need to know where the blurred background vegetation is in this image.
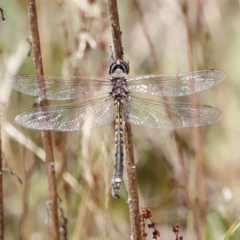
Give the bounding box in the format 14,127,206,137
0,0,239,239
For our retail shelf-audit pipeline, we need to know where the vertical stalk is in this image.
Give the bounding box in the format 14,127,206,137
175,137,201,239
182,0,205,239
0,115,4,240
124,123,141,240
27,1,59,239
132,0,159,70
107,0,123,59
107,1,142,239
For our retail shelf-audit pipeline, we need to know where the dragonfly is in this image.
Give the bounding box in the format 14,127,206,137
9,58,226,197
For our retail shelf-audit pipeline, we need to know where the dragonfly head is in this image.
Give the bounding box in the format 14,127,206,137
108,59,130,76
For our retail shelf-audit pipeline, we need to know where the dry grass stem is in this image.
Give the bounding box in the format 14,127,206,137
0,116,4,240
72,184,91,240
132,0,158,70
175,139,201,239
27,0,59,239
0,39,29,108
182,0,205,238
103,142,110,240
4,121,81,192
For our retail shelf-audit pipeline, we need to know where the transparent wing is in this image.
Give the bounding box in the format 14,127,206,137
123,96,222,129
127,69,226,97
15,98,115,131
9,75,112,100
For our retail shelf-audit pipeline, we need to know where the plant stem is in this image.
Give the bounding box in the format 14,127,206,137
27,1,60,239
124,123,142,240
132,0,158,70
182,0,205,239
107,0,123,59
107,1,142,239
0,115,4,240
176,138,201,239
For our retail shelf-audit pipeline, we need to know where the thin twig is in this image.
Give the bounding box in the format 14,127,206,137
2,168,23,184
57,196,68,240
27,1,60,239
59,207,68,240
0,8,6,22
26,37,33,57
107,1,141,239
0,115,4,240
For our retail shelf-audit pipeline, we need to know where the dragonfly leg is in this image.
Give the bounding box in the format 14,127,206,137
104,92,113,102
122,47,129,64
109,45,114,62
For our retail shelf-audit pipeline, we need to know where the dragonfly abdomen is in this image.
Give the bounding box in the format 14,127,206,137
113,98,124,189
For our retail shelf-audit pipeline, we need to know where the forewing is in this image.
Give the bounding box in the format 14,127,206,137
123,96,222,129
9,75,111,100
127,69,226,97
16,98,115,131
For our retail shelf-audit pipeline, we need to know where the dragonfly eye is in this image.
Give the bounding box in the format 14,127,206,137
109,59,130,75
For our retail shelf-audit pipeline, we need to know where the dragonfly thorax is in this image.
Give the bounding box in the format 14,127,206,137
109,60,130,99
110,76,129,99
